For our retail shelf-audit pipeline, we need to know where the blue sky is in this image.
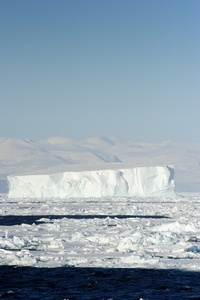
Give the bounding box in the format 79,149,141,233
0,0,199,142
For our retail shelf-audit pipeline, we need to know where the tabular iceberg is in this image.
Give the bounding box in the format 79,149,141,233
7,166,176,199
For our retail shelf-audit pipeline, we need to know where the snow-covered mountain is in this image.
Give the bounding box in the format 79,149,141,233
0,136,200,193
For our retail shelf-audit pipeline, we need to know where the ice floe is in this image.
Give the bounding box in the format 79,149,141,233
0,193,200,270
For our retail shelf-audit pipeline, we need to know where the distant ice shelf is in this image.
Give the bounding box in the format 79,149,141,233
7,166,176,199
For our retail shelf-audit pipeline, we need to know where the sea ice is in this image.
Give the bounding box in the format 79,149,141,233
0,193,200,270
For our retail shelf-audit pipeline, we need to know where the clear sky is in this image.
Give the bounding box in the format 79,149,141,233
0,0,199,143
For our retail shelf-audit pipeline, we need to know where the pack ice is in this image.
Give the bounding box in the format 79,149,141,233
7,166,176,198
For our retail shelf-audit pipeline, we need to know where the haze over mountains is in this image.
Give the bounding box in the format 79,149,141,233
0,136,200,193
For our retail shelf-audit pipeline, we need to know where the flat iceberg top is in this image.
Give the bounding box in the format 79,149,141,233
7,166,176,199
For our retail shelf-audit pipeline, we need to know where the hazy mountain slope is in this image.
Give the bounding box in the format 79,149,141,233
0,137,200,193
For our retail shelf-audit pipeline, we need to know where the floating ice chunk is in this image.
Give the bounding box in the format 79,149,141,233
0,234,31,250
7,166,176,199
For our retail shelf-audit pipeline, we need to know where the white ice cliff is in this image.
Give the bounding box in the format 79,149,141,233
7,166,176,199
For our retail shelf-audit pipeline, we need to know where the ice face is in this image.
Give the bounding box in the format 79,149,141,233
7,166,176,199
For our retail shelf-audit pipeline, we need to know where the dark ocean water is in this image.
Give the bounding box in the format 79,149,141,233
0,266,200,300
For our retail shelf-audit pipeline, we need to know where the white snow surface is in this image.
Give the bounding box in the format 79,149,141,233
0,193,200,270
7,166,176,199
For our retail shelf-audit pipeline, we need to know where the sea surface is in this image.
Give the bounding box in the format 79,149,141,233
0,266,200,299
